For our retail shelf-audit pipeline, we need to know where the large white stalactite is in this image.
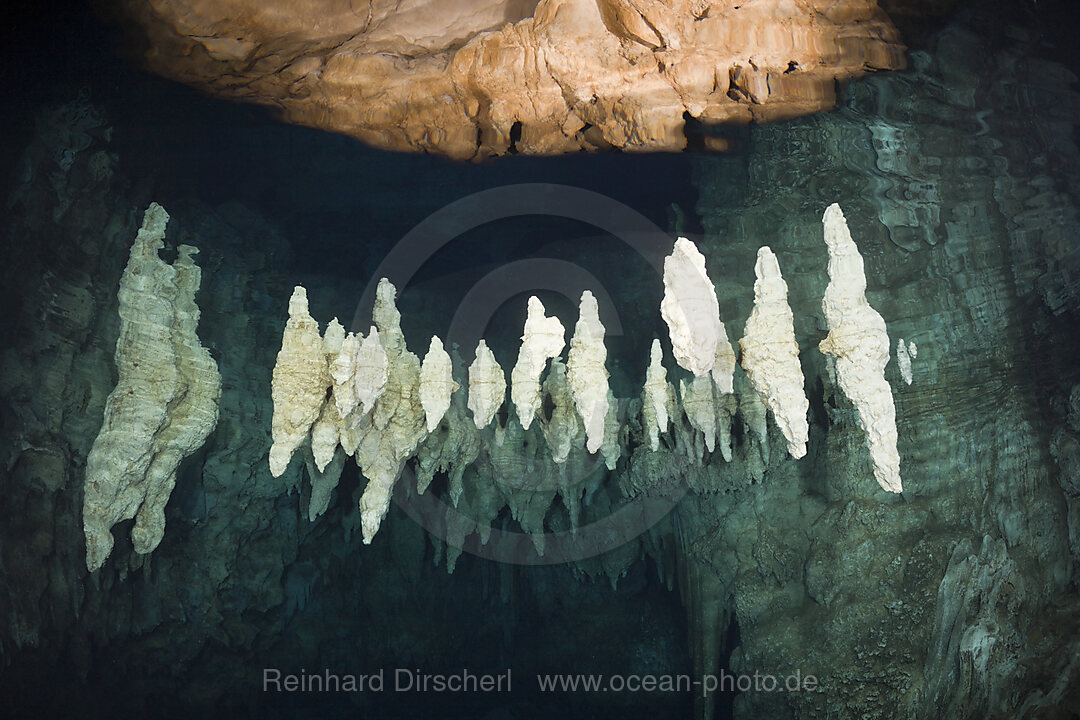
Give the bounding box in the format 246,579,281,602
83,202,222,572
510,296,566,431
268,286,328,478
660,237,735,386
819,204,903,493
739,247,810,459
267,214,905,544
566,290,611,454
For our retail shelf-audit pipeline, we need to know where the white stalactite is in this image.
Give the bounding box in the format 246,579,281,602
420,336,458,432
355,278,428,543
642,339,673,452
331,331,361,418
354,327,389,415
567,290,610,453
84,202,221,571
269,286,330,478
311,318,348,472
660,237,734,389
738,246,810,459
264,211,915,552
819,203,903,493
510,296,565,430
897,338,914,385
468,340,506,429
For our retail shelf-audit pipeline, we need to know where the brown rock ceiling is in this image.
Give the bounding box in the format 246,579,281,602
112,0,912,158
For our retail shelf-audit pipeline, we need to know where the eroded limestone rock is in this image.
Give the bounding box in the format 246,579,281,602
467,339,506,429
738,247,809,459
818,204,903,493
420,336,458,433
661,236,733,382
115,0,905,158
83,202,221,571
566,290,610,453
510,297,565,431
642,339,675,452
354,328,389,416
354,279,428,543
269,286,329,478
897,337,914,385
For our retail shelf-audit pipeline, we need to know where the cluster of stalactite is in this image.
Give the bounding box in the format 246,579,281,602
268,207,904,581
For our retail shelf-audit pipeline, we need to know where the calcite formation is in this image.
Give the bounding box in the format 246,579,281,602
566,291,610,454
642,339,675,452
267,279,428,542
818,204,903,493
330,330,362,418
681,375,719,455
310,318,346,472
897,338,916,385
354,328,390,415
539,359,582,464
467,339,506,429
113,0,905,158
510,297,566,430
738,247,809,459
268,286,330,477
83,202,221,572
352,280,428,543
420,336,458,432
268,213,912,542
330,325,390,426
660,236,733,384
310,397,344,474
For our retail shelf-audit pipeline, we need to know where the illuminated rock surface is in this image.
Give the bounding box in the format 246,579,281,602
111,0,905,158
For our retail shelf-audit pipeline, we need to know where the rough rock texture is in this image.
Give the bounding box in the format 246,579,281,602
642,338,675,452
897,337,914,385
354,279,428,543
329,330,361,417
353,327,390,415
309,318,346,472
309,387,342,473
83,202,221,572
661,236,731,380
819,203,902,494
112,0,905,158
510,296,565,430
467,339,506,429
566,290,610,453
539,359,583,464
419,336,457,433
268,286,329,477
680,18,1080,718
680,375,719,455
738,246,809,459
